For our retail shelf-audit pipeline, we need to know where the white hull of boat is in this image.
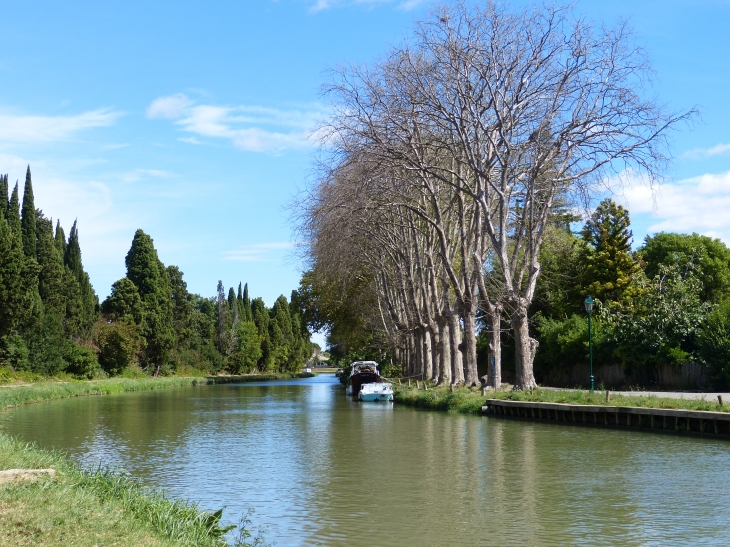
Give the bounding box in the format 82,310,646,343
358,383,394,402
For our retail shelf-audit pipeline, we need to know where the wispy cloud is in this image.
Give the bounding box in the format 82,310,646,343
223,242,294,262
309,0,427,12
0,108,121,143
147,93,327,153
683,142,730,160
146,93,193,120
120,169,175,183
613,169,730,243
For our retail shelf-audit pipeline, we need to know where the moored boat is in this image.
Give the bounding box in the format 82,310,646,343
345,361,381,397
358,382,394,402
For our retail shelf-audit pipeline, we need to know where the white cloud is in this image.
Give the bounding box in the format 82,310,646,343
309,0,426,11
0,108,120,143
613,169,730,242
146,93,193,119
147,93,327,152
683,142,730,159
223,242,294,262
120,169,175,183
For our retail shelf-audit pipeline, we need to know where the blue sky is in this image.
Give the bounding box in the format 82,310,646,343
1,0,729,323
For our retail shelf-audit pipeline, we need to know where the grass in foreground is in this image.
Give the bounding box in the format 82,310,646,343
0,433,247,547
394,384,730,414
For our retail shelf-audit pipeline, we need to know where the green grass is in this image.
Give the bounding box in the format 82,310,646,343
0,373,309,411
394,384,730,414
0,433,241,547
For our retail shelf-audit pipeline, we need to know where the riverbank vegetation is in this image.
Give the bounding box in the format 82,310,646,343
293,2,730,392
0,169,312,381
0,374,309,411
0,433,266,546
394,384,730,415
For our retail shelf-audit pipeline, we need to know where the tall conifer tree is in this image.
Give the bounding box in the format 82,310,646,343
7,183,21,234
125,229,174,372
35,217,66,317
0,175,8,219
242,282,252,322
0,209,36,339
64,220,98,333
54,220,67,256
20,166,36,260
579,199,642,303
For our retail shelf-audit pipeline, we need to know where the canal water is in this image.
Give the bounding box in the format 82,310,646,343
1,375,729,546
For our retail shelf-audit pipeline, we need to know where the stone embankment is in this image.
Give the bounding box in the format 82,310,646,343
482,399,730,438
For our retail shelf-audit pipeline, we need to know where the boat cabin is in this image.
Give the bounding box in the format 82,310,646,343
347,361,381,396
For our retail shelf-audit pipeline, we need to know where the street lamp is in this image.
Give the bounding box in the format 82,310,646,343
584,296,595,392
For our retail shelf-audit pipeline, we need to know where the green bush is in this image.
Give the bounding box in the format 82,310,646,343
64,344,102,379
93,318,142,376
534,314,613,374
0,334,29,370
697,300,730,389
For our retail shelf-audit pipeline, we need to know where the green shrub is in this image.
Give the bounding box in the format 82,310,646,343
63,344,102,379
697,300,730,389
93,318,143,376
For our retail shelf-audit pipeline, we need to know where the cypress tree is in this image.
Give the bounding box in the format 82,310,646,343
102,277,144,325
125,229,174,372
242,282,252,322
216,280,229,354
64,220,98,334
251,297,270,370
64,220,82,278
20,166,36,259
167,265,193,342
54,220,67,256
7,183,21,234
237,282,244,312
0,174,8,219
0,209,35,339
228,287,239,324
36,217,66,317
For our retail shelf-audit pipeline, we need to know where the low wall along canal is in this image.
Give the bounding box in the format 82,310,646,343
483,399,730,438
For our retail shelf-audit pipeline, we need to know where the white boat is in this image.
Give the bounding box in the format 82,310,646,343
346,361,381,396
358,382,394,402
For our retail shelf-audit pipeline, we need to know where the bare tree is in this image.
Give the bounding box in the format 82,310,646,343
319,1,693,387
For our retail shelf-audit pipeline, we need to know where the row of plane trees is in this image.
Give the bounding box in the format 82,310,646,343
294,2,692,387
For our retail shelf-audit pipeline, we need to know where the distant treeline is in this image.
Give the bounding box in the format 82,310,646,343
0,167,311,378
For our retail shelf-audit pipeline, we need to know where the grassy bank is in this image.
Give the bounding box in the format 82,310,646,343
394,384,730,414
0,433,248,547
0,373,312,411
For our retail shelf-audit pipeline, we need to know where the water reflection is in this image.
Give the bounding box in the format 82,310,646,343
1,375,729,546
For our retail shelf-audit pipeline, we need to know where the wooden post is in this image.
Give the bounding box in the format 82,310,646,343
529,386,534,395
450,383,454,393
416,380,420,390
481,385,486,396
398,378,402,385
606,390,611,402
424,381,428,391
408,378,411,387
718,395,723,406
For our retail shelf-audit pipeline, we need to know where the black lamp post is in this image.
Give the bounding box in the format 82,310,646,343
584,296,594,392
